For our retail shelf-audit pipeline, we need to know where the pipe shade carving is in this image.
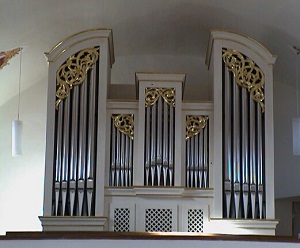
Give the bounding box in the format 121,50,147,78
222,49,265,112
145,88,176,107
112,114,134,140
186,115,209,140
55,47,99,109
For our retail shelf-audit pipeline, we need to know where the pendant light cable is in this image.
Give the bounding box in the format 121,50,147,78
17,48,22,121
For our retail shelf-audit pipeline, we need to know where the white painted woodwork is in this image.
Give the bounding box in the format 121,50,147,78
41,29,277,235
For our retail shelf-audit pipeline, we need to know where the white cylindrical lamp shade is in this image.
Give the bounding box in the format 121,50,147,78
293,118,300,155
12,120,23,156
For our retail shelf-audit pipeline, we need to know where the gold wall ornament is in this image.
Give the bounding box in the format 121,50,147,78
0,47,22,70
55,47,99,109
112,114,134,140
186,115,209,140
222,49,265,112
145,88,175,107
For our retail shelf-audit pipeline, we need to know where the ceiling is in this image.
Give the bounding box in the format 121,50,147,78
1,0,300,106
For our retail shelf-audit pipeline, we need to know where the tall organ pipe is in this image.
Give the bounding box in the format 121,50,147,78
186,137,191,187
157,97,163,164
110,120,116,185
194,134,199,187
116,126,121,186
233,81,240,183
163,102,169,165
199,129,204,188
78,78,88,180
145,107,151,185
70,87,79,181
86,68,96,180
124,135,129,186
242,90,249,184
120,133,125,186
62,97,70,182
257,105,263,186
224,69,232,182
169,106,174,185
55,105,63,183
128,135,133,186
151,104,157,166
250,100,256,185
203,126,208,188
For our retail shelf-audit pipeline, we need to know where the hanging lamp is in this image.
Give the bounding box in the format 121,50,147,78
12,48,23,157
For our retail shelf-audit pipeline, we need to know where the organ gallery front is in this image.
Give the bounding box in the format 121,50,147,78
39,29,278,235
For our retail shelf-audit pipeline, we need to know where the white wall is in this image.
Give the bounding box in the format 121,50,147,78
274,80,300,199
0,80,47,234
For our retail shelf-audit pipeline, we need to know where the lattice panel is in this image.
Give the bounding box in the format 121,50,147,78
113,208,130,232
145,209,172,232
188,209,203,232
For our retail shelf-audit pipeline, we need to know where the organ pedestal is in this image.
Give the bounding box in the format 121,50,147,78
40,29,278,234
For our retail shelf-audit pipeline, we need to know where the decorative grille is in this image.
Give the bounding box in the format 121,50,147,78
188,209,203,232
113,208,130,232
145,208,172,232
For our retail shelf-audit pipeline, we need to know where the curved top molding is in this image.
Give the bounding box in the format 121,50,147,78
205,29,276,68
45,29,115,66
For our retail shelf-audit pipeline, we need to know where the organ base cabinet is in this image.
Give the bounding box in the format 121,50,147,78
40,29,278,235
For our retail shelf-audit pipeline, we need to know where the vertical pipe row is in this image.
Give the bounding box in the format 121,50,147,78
53,58,99,217
110,116,134,187
185,120,209,189
144,95,175,186
222,64,265,219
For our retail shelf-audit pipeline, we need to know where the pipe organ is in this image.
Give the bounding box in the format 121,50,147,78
40,29,278,235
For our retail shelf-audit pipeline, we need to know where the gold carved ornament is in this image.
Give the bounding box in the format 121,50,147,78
222,49,265,112
145,88,176,107
0,47,22,70
186,115,209,140
112,114,134,140
55,47,99,109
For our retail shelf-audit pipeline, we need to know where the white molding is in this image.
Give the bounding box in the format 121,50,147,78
39,216,107,231
207,219,279,235
105,187,214,198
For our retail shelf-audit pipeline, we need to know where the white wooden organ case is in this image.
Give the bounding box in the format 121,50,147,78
40,29,278,235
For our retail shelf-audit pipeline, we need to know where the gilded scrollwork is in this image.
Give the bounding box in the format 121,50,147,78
145,88,175,107
186,115,209,140
55,47,99,109
112,114,134,140
222,49,265,112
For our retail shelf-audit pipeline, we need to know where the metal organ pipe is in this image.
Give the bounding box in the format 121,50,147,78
163,101,169,186
194,133,199,188
145,107,151,185
52,47,100,217
233,79,241,218
61,96,71,215
87,68,96,180
116,126,121,186
54,103,63,215
203,125,208,188
168,106,174,186
70,87,79,181
110,120,116,186
242,89,249,218
224,67,232,218
78,79,88,181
